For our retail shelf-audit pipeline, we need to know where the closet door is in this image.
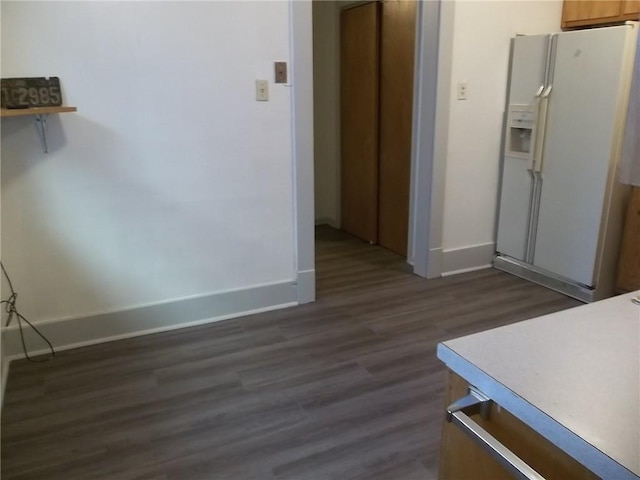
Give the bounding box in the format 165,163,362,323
378,0,416,256
340,2,380,244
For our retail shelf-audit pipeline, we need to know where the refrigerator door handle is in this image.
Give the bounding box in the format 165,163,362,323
534,85,544,98
532,93,550,172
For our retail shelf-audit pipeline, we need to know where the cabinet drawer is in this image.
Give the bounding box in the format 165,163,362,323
438,371,599,480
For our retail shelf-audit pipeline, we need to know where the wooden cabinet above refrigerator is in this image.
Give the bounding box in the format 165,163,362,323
562,0,640,30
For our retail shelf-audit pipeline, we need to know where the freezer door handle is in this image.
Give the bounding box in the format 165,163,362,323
534,85,545,98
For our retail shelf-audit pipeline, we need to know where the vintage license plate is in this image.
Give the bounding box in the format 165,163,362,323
1,77,63,109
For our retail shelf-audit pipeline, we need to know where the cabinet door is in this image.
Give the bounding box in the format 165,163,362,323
340,2,380,243
622,0,640,14
616,187,640,292
562,0,624,27
378,0,416,256
438,371,600,480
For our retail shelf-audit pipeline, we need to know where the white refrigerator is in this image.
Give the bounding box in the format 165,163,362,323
495,23,638,302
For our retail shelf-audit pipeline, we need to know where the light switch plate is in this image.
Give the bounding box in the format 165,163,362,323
256,80,269,101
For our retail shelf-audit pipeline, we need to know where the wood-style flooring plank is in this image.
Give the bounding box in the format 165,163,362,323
1,225,581,479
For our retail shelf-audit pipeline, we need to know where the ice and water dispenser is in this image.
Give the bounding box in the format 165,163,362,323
506,105,536,159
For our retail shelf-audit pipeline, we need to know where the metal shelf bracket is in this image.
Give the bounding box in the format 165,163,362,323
34,114,49,153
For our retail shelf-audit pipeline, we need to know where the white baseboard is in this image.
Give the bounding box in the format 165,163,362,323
1,350,9,409
314,218,339,229
442,242,495,276
441,264,493,277
2,280,299,360
427,247,444,278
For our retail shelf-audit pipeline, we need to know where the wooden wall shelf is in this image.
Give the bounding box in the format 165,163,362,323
0,106,77,118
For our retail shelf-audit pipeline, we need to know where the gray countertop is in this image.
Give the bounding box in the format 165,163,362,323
437,291,640,480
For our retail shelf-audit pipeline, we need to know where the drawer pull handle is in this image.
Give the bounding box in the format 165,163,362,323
447,389,547,480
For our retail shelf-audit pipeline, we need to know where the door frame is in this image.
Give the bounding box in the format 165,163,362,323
407,0,453,277
290,0,453,303
290,0,316,303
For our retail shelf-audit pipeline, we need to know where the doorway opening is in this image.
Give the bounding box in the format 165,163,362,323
312,0,417,264
296,0,448,302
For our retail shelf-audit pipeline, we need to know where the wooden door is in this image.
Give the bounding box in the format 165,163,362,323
340,2,380,244
377,0,416,256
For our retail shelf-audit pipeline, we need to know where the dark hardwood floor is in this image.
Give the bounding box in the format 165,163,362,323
1,226,580,480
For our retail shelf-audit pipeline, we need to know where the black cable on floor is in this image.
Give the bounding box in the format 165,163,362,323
1,261,55,362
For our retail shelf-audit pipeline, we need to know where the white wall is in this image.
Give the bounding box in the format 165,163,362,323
441,0,563,269
313,0,340,226
1,2,296,332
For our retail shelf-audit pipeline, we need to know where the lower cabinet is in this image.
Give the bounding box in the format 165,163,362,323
617,186,640,292
438,371,600,480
